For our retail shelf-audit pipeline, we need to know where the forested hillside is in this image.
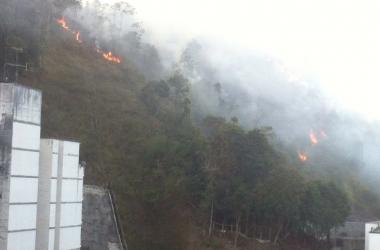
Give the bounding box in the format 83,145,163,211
2,1,380,249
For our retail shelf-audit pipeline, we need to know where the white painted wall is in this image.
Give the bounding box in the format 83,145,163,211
0,84,83,250
61,179,82,202
51,179,57,202
8,204,37,230
62,156,80,178
366,222,380,250
7,231,36,250
60,203,82,226
60,226,81,250
10,149,39,176
369,233,380,250
9,177,38,203
12,122,40,150
78,180,83,201
12,85,41,124
50,228,56,250
49,229,55,250
46,140,83,250
50,204,56,228
7,85,41,250
52,154,58,178
63,141,80,156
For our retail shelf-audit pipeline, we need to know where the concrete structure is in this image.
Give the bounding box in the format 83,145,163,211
0,83,84,250
81,185,123,250
365,222,380,250
37,139,83,250
0,83,42,250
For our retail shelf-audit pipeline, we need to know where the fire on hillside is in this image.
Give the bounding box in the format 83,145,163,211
57,17,121,64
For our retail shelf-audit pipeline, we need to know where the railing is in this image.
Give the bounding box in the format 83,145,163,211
108,187,128,250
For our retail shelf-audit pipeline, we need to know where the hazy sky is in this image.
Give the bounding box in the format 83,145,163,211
125,0,380,120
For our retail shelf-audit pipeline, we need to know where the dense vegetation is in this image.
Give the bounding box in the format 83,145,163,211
1,1,380,249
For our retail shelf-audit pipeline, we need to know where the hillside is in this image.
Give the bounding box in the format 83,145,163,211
2,1,380,249
19,24,208,250
20,24,149,184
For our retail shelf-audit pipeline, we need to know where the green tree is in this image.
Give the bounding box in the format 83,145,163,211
301,181,350,243
253,167,305,243
115,72,206,250
204,119,281,248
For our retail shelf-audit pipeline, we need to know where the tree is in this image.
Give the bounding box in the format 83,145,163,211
205,120,249,247
301,181,350,243
204,119,282,248
253,167,305,243
0,0,80,80
115,71,206,250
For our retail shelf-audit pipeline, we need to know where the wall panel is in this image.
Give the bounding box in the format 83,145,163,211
7,231,36,250
12,122,40,150
60,203,82,227
9,177,38,203
60,226,81,250
62,156,79,178
8,204,37,230
10,149,39,176
61,180,82,202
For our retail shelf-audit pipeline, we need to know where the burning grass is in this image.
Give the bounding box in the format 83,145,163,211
56,17,122,64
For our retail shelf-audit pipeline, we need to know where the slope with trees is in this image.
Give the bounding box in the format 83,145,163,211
0,1,377,249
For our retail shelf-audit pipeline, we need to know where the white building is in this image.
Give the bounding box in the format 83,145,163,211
365,221,380,250
0,83,42,249
37,139,83,250
0,83,84,250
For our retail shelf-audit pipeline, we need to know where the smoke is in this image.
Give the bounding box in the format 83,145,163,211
63,1,380,193
177,40,380,182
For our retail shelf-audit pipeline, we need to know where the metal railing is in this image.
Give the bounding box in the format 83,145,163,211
108,187,128,250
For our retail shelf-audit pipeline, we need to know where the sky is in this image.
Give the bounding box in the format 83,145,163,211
124,0,380,120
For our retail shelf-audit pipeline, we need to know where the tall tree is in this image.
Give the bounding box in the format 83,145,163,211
254,167,305,243
301,181,350,243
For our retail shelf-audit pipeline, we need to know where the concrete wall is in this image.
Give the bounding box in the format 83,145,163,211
81,185,122,250
0,84,13,250
365,222,380,250
0,83,86,250
368,233,380,250
36,139,54,250
38,139,83,250
365,222,378,250
0,83,41,250
56,140,83,250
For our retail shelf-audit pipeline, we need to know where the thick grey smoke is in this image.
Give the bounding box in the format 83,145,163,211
63,1,164,80
64,1,380,193
178,40,380,189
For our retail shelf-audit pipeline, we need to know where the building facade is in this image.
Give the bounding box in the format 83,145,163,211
0,83,84,250
365,222,380,250
37,139,83,250
0,83,42,249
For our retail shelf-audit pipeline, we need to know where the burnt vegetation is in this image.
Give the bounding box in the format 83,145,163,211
1,1,380,249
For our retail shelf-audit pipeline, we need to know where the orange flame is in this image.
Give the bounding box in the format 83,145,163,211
57,17,69,30
309,131,318,145
75,32,82,43
102,51,121,64
56,17,122,64
298,151,308,162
